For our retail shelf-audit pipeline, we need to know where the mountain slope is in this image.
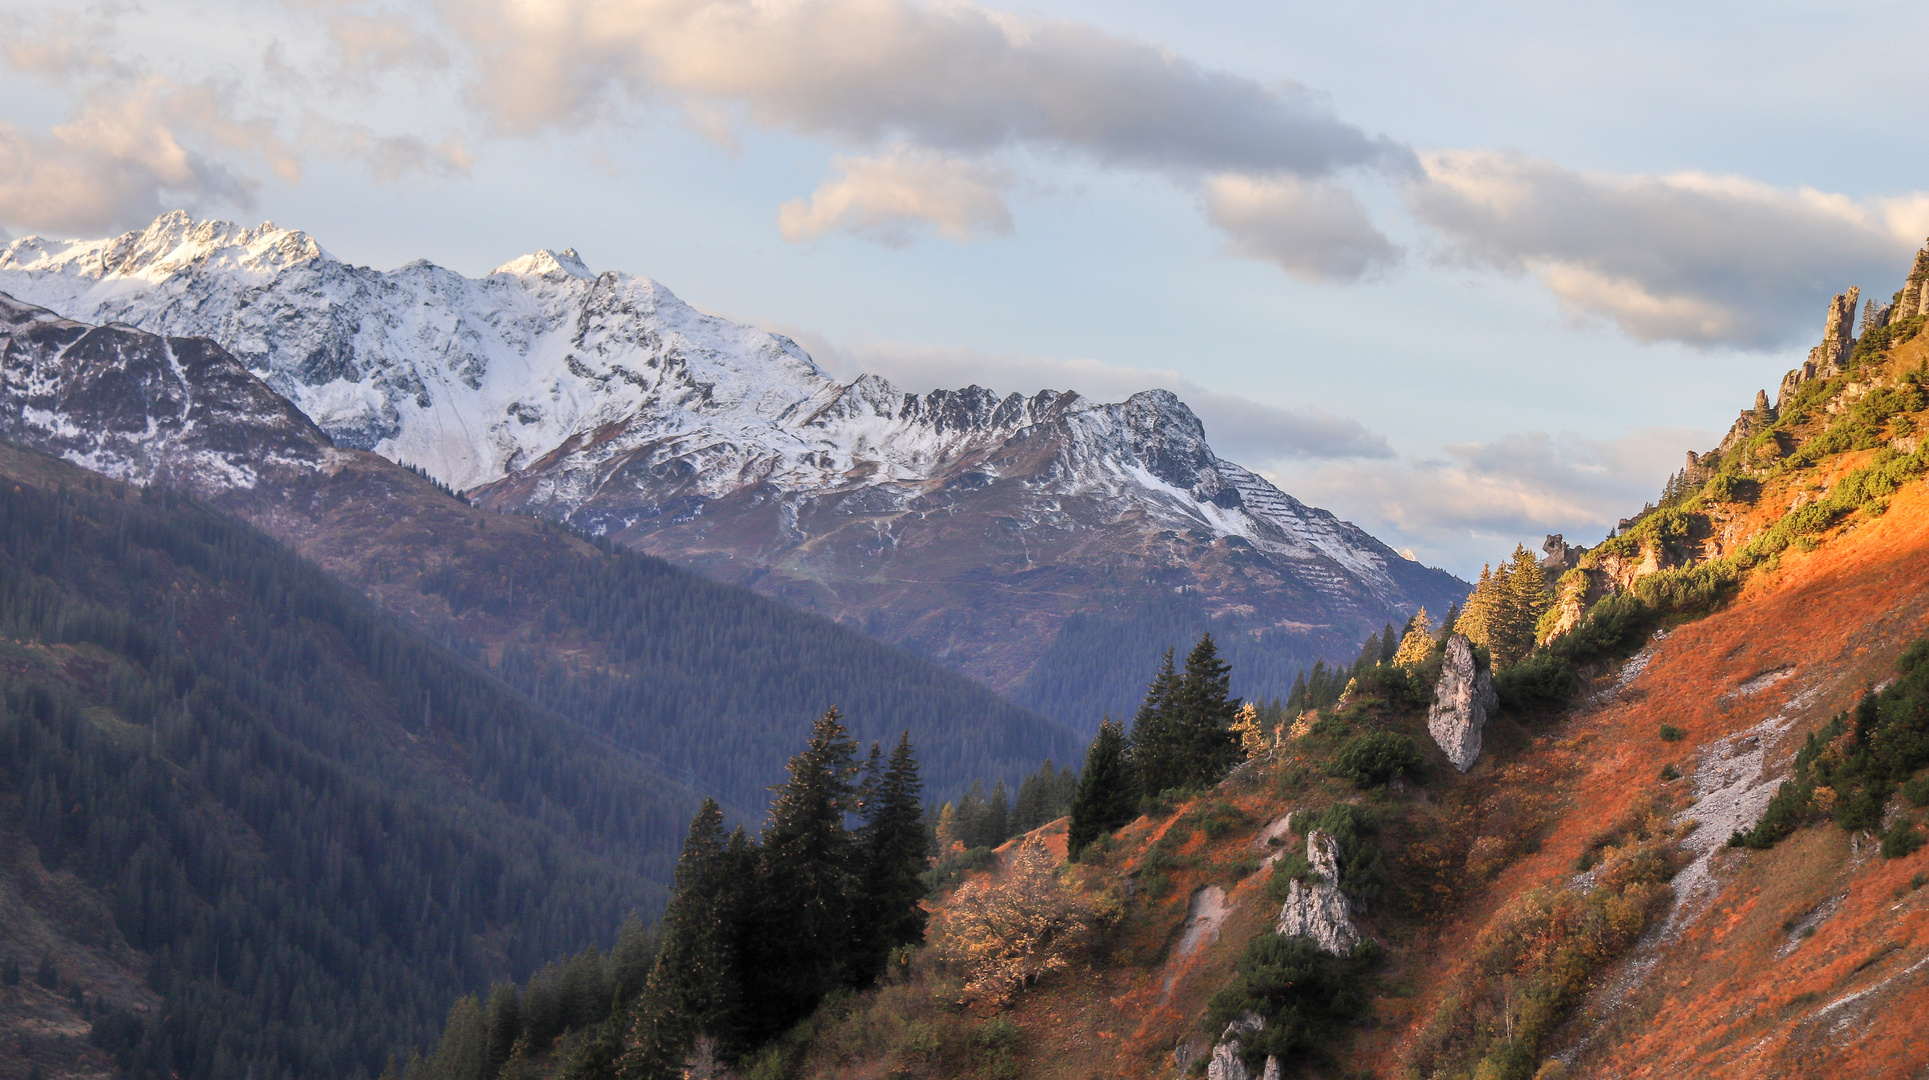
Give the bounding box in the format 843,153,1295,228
0,440,693,1080
502,243,1929,1080
0,213,1466,724
0,292,1079,811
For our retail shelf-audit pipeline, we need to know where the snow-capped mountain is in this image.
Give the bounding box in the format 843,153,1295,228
0,291,334,495
0,213,1465,710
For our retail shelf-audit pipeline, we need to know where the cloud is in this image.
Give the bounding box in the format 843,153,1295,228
1409,149,1927,349
326,10,449,70
1204,173,1400,282
778,145,1011,245
441,0,1410,179
1277,425,1713,575
0,78,296,235
782,330,1392,462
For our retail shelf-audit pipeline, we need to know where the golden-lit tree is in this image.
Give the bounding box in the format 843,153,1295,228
1229,702,1269,759
932,835,1094,1003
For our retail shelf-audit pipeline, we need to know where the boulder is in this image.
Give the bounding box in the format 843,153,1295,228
1207,1013,1281,1080
1275,830,1360,955
1428,633,1496,771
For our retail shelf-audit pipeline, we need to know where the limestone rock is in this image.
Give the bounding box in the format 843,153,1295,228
1428,633,1496,771
1207,1014,1281,1080
1539,533,1579,571
1275,830,1360,955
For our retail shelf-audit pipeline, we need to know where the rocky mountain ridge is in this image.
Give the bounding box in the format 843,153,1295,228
0,212,1465,719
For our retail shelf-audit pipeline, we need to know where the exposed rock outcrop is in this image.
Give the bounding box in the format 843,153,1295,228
1778,286,1864,408
1540,533,1580,571
1428,633,1496,771
1207,1013,1281,1080
1894,239,1929,322
1276,829,1360,955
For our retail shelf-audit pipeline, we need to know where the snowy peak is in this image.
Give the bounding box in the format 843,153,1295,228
0,214,1468,701
0,210,329,285
492,247,594,279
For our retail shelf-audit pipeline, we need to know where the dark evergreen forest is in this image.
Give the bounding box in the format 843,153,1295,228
413,516,1080,810
0,445,700,1080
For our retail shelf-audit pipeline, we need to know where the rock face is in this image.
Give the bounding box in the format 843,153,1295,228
1206,1013,1281,1080
1275,829,1360,955
0,213,1468,711
0,292,333,497
1895,239,1929,322
1428,633,1497,771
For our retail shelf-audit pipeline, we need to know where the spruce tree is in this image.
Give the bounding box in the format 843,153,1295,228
849,731,928,986
620,800,743,1080
1502,544,1552,665
1068,717,1138,857
1128,649,1184,798
1172,633,1241,788
740,708,860,1043
984,780,1010,847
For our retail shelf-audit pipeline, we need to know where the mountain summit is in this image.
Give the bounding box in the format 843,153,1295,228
0,213,1465,719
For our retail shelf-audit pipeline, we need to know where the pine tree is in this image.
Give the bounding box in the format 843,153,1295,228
984,780,1010,848
849,731,928,986
1128,649,1184,798
1172,634,1241,788
482,984,520,1078
1503,544,1552,664
620,800,744,1079
1068,718,1137,858
740,708,860,1043
1392,606,1435,667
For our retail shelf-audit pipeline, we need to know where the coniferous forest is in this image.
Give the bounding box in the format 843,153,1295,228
0,444,701,1079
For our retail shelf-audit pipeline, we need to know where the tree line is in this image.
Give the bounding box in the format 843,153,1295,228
1067,633,1248,857
393,712,932,1080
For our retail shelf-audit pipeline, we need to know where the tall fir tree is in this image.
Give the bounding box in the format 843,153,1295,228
619,800,744,1080
1172,633,1241,787
1067,717,1137,857
740,708,860,1044
1503,543,1552,664
1127,649,1184,798
849,731,928,986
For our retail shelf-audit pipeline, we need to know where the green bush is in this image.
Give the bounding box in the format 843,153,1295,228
1296,805,1386,906
1703,473,1756,504
1881,820,1925,860
1660,763,1680,782
1659,724,1685,742
1734,635,1929,849
1495,653,1582,717
1205,935,1381,1074
1902,777,1929,807
1332,730,1422,788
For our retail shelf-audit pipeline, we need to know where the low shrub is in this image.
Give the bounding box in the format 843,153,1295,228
1205,935,1381,1074
1332,729,1423,788
1733,635,1929,849
1903,777,1929,807
1659,724,1685,742
1495,653,1583,717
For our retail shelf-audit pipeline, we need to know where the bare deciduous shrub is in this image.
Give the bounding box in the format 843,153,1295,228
931,835,1094,1003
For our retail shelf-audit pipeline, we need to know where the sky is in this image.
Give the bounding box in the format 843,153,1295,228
1,0,1925,577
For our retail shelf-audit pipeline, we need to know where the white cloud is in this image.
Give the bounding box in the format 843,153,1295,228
1276,425,1714,575
778,145,1011,245
783,331,1392,462
1204,172,1400,282
0,78,295,235
1409,149,1926,349
441,0,1410,180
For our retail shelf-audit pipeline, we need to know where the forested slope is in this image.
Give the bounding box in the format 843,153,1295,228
0,442,697,1080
